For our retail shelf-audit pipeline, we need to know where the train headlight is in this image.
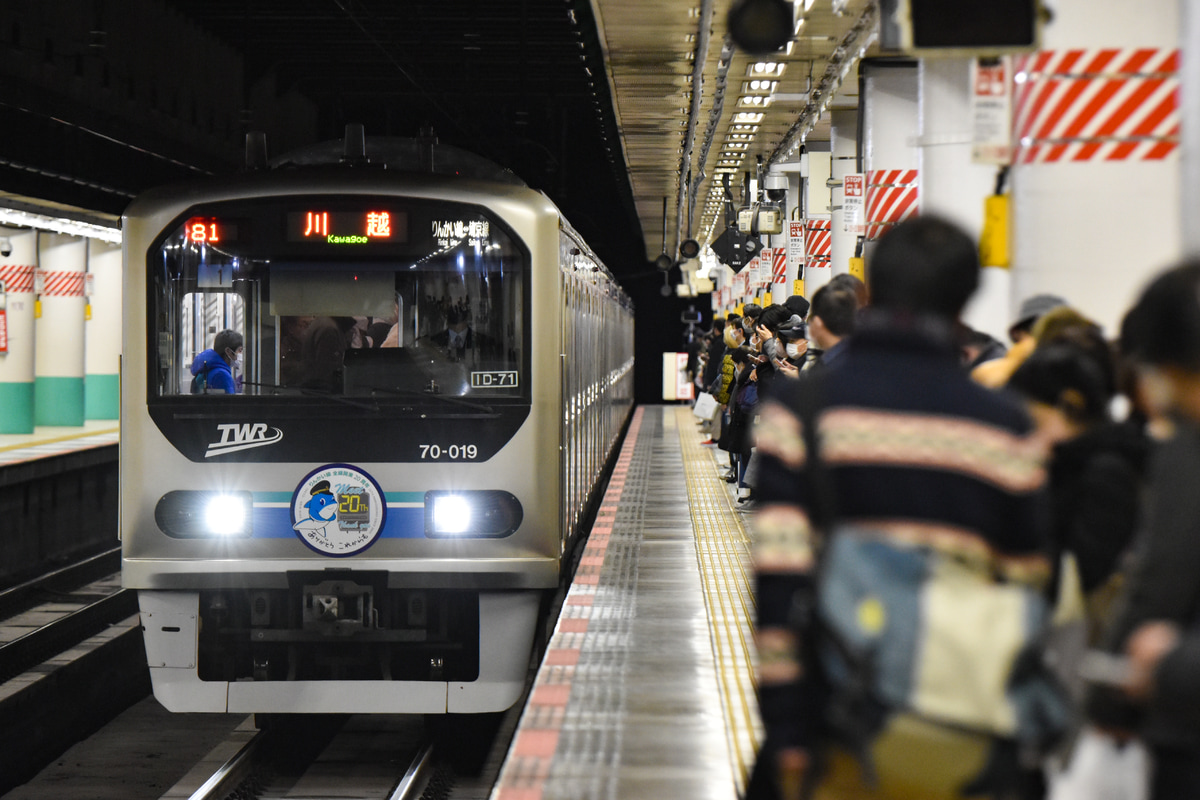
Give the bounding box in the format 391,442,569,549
432,494,472,534
155,491,253,538
424,490,523,538
205,494,248,536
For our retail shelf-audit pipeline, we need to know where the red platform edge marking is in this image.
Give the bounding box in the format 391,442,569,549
492,407,645,798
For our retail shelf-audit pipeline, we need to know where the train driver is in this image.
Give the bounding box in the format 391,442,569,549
190,329,243,394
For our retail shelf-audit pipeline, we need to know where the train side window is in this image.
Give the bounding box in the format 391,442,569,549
177,292,246,395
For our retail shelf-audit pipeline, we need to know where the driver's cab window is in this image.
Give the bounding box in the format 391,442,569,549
150,197,526,401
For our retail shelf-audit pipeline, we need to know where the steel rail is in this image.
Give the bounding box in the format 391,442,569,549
0,585,137,682
184,729,268,800
386,741,436,800
0,546,121,617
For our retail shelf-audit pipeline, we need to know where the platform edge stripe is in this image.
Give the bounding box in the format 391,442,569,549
488,406,645,800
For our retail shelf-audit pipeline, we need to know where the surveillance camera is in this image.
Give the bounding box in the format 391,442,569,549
0,238,11,258
764,172,788,202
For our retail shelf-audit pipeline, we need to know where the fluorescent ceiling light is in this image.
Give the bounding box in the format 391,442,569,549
749,62,786,77
744,80,779,93
0,208,121,244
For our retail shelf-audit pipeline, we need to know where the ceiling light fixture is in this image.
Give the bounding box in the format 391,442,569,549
749,61,786,76
744,80,779,92
0,208,121,244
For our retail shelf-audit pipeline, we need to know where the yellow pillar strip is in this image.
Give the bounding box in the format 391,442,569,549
675,406,763,796
980,194,1010,268
848,257,865,281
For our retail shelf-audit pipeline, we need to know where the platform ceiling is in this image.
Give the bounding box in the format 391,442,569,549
0,0,875,278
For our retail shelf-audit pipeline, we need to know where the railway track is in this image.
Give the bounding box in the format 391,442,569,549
0,547,148,795
168,715,441,800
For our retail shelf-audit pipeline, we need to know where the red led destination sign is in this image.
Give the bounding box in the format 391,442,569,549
185,217,237,244
286,210,408,244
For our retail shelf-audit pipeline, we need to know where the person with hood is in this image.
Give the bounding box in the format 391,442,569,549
190,329,243,394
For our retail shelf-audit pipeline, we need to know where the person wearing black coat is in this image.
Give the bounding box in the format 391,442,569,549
1006,332,1150,608
1085,262,1200,798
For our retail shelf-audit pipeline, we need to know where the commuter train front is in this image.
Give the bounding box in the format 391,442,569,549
120,145,633,714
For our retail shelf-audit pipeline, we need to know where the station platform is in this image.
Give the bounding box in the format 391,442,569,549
1,420,120,588
0,420,119,468
492,405,762,800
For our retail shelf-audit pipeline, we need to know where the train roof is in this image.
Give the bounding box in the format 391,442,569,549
268,135,526,186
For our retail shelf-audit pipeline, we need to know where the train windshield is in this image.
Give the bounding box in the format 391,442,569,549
148,197,528,403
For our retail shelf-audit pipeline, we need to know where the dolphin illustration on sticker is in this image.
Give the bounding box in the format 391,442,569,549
291,464,386,556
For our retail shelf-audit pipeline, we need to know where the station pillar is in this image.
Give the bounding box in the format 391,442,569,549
1010,0,1181,332
830,109,859,283
34,234,87,427
861,61,920,250
0,229,38,433
85,241,121,420
918,58,1012,340
803,147,832,296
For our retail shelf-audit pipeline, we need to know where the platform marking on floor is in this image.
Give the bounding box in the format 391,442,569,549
0,426,119,464
676,406,763,797
491,407,645,800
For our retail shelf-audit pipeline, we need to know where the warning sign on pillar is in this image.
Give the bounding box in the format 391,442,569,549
0,285,6,354
843,174,865,235
757,249,772,288
787,220,805,278
971,56,1012,165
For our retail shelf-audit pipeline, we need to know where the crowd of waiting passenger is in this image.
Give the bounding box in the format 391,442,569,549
689,215,1200,800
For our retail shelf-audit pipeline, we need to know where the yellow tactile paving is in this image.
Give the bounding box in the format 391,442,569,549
675,406,763,796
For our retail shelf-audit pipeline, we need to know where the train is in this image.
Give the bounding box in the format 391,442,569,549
120,129,634,714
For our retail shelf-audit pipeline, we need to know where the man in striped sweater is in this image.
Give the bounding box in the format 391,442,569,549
749,215,1050,800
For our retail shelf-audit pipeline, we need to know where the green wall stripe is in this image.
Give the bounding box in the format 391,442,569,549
85,373,120,420
34,376,84,427
0,382,35,434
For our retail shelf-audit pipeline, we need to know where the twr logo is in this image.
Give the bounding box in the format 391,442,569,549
205,423,284,457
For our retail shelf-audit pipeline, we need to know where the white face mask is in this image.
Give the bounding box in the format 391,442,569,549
785,342,803,359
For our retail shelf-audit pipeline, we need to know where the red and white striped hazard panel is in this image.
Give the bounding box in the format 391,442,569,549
772,248,787,282
38,270,87,297
0,265,36,293
1013,48,1179,163
865,170,919,240
804,218,832,270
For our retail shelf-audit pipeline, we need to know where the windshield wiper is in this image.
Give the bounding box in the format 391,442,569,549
362,384,498,415
241,381,381,412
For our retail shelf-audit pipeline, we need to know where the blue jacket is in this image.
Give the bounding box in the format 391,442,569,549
190,349,236,394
